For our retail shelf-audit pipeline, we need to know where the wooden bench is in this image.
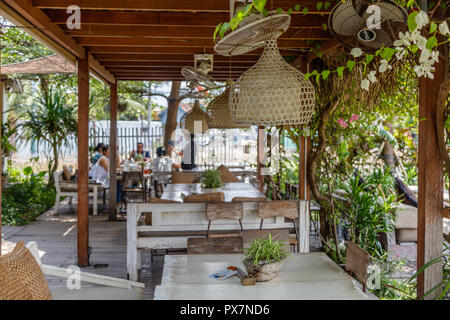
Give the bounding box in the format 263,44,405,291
126,200,310,281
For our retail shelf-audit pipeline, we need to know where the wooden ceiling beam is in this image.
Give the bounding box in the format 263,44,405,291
74,37,316,49
64,25,332,40
117,78,236,81
3,0,115,84
4,0,85,58
85,46,308,56
33,0,335,13
93,54,265,62
102,61,255,67
44,9,329,28
107,66,251,71
88,53,115,84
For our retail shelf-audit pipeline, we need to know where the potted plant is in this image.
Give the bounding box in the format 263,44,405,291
242,234,290,282
201,170,223,191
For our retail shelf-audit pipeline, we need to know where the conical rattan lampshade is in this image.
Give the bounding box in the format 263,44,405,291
207,86,250,129
230,39,316,126
181,100,210,134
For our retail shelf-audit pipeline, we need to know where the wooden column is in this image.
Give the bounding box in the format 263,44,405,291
417,49,446,299
109,81,118,221
299,133,311,201
77,56,90,267
257,126,265,192
0,79,3,255
297,61,311,201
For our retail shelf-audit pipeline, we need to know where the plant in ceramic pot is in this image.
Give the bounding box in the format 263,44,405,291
242,234,290,282
201,170,223,191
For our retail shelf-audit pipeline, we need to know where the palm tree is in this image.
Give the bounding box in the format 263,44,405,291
16,87,77,183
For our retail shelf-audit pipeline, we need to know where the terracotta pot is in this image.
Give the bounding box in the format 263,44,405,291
243,258,285,282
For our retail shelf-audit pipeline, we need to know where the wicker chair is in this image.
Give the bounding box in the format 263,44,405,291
0,241,144,300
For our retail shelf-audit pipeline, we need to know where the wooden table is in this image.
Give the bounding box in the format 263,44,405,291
154,253,374,300
161,182,266,202
152,169,256,183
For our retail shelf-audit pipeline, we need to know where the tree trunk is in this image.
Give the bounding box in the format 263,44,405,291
48,142,59,187
164,81,181,149
382,123,396,174
39,76,49,101
307,99,340,241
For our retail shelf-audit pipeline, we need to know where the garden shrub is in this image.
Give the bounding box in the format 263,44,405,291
2,166,55,226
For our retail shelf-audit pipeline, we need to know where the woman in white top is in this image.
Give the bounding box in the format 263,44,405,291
90,145,123,204
91,146,110,188
151,147,180,184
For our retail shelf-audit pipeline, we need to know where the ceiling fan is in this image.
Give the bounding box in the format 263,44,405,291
328,0,408,52
181,54,216,90
214,0,291,56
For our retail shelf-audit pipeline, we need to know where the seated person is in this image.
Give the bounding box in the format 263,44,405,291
151,147,180,185
90,145,123,209
167,140,182,163
129,142,151,162
92,142,105,165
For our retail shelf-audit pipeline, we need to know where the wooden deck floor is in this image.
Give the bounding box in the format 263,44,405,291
1,200,168,300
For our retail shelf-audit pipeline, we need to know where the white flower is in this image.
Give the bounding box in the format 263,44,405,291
414,63,435,79
395,48,406,60
419,48,431,63
393,32,410,47
368,71,377,83
430,50,440,63
438,22,449,35
415,11,429,30
416,35,428,51
379,59,392,73
350,47,363,58
361,79,370,91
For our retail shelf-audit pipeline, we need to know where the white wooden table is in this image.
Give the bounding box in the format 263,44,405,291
154,253,373,300
126,183,311,281
161,182,265,202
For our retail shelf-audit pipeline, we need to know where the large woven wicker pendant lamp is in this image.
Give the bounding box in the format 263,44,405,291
207,86,250,129
181,100,210,134
229,39,316,126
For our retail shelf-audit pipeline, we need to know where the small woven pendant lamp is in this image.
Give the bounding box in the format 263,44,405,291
207,86,250,129
181,100,210,134
229,39,316,126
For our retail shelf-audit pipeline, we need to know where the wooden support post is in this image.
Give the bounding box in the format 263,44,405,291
296,60,311,202
299,133,311,201
257,126,265,192
77,56,90,267
417,48,446,299
109,81,118,221
0,78,3,255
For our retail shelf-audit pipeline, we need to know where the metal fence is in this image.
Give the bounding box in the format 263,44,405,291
11,120,258,169
89,124,164,160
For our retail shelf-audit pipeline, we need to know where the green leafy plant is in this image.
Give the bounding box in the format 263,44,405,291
1,121,18,157
379,242,450,300
335,168,398,258
15,88,77,182
244,234,290,266
201,170,223,189
2,166,56,226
